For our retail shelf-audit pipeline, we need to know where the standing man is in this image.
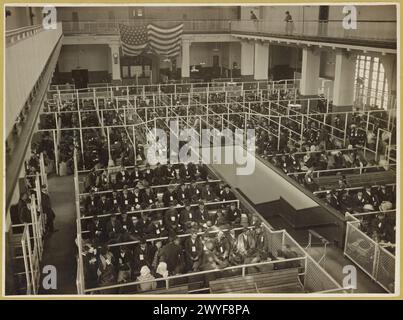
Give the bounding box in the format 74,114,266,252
41,185,56,233
284,11,294,34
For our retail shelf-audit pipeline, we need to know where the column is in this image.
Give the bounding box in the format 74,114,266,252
333,50,357,111
109,44,121,83
253,42,269,80
300,47,321,96
181,40,190,79
241,41,254,80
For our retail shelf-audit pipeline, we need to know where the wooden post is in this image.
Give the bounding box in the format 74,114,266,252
343,114,349,147
107,126,111,162
133,125,137,166
277,117,282,150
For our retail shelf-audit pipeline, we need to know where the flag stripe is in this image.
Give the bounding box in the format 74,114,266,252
148,30,183,42
154,44,181,55
154,45,181,58
149,40,181,52
119,23,183,57
147,23,183,34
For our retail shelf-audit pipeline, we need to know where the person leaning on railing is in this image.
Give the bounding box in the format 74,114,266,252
284,11,294,35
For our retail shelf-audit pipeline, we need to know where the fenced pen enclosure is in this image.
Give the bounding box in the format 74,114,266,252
11,78,397,295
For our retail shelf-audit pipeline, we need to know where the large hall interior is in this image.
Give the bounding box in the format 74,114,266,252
4,4,398,296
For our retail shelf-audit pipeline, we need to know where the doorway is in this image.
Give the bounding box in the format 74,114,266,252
72,12,79,31
72,69,88,89
318,6,329,36
212,55,221,78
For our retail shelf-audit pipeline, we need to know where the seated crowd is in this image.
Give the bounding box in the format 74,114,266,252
79,161,300,293
320,184,396,249
81,207,300,293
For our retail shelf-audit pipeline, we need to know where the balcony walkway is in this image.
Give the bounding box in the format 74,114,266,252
61,19,397,51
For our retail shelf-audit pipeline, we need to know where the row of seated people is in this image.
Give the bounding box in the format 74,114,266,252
359,211,396,252
83,162,209,192
321,184,396,214
82,181,236,217
253,102,388,151
84,200,247,244
81,222,300,293
321,184,396,248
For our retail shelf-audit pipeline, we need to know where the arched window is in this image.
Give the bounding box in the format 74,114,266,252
354,55,389,110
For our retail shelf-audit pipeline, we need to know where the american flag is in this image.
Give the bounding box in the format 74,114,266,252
119,23,183,58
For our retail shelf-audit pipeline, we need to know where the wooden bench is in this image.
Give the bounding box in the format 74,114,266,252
253,268,304,293
144,285,189,294
314,170,395,190
209,268,304,294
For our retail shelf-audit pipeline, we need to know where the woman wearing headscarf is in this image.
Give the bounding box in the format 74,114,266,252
155,261,169,289
136,265,157,292
97,245,117,294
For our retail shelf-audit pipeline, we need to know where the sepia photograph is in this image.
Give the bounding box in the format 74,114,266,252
3,3,399,298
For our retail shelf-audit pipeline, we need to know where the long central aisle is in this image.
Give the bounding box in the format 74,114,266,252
39,175,77,294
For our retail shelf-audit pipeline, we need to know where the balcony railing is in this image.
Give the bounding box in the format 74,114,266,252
231,20,397,43
5,24,44,46
61,19,231,35
61,19,397,44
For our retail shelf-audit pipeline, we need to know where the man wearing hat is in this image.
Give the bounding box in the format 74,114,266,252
115,165,129,189
87,214,105,244
143,164,154,185
130,166,143,185
188,182,202,202
175,183,190,205
105,213,123,243
166,163,178,181
132,185,143,210
40,184,56,233
121,185,134,210
363,185,380,209
110,188,123,209
194,201,209,225
152,162,166,185
226,202,241,225
142,186,157,208
165,206,181,233
97,193,113,215
84,188,99,215
149,218,168,238
132,238,153,276
129,214,144,239
117,245,133,283
178,163,190,182
220,184,236,202
163,184,176,207
159,235,185,275
352,190,366,212
179,200,198,230
377,185,395,204
197,163,208,181
184,230,204,272
325,190,340,210
201,183,217,202
119,210,134,241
